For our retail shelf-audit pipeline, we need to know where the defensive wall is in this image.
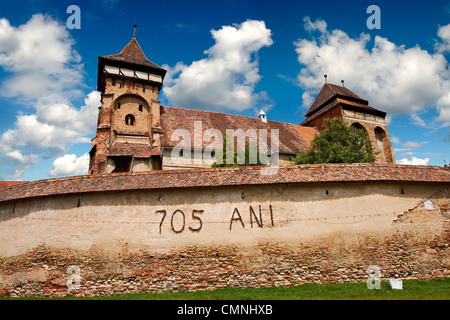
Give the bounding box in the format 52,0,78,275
0,163,449,297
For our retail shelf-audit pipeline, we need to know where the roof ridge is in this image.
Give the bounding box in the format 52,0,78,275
325,82,337,94
161,105,299,126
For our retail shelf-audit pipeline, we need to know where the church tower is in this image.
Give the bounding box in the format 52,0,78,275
301,83,395,164
89,27,167,174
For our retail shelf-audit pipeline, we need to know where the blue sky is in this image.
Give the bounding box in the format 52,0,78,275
0,0,449,181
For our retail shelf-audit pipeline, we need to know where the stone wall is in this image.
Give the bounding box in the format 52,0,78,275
0,176,448,297
344,116,395,164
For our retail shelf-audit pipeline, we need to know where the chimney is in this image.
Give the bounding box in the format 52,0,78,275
258,109,267,123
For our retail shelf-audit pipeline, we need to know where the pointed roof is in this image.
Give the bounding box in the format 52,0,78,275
97,36,167,91
301,83,386,126
102,38,166,71
305,83,368,117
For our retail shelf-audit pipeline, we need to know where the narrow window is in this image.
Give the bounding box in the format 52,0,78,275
139,105,143,112
125,114,135,126
117,102,121,109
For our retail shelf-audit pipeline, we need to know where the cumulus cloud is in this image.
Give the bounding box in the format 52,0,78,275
48,153,89,177
163,20,273,112
0,91,100,156
397,156,430,166
0,14,83,104
4,150,38,178
436,24,450,53
294,17,450,128
437,90,450,123
0,15,100,179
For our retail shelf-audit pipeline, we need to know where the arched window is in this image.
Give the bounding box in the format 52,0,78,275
125,114,135,126
374,127,386,150
351,122,366,132
374,126,394,163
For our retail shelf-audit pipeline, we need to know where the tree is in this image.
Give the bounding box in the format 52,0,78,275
212,134,268,167
294,117,377,164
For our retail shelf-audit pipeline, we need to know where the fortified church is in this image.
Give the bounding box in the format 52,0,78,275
0,29,449,300
89,31,395,175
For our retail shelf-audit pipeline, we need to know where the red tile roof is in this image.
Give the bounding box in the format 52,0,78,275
0,164,448,203
0,181,26,190
160,106,316,154
102,38,165,71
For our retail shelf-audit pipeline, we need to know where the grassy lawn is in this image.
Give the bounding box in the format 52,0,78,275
3,278,449,300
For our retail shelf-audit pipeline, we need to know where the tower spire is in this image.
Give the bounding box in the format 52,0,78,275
133,24,137,39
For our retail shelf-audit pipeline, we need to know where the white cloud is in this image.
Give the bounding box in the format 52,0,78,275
390,135,400,145
409,113,429,128
0,15,100,179
436,24,450,53
163,20,273,112
402,152,414,158
437,90,450,123
0,91,100,155
0,14,83,105
303,16,327,33
4,150,38,178
402,141,428,149
397,156,430,166
48,153,89,177
294,18,450,127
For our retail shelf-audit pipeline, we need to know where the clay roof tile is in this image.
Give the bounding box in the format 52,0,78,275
102,38,165,71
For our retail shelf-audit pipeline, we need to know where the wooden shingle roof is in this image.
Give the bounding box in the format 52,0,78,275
302,83,385,126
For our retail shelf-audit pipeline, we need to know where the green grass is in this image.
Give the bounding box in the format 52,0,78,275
2,278,449,300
